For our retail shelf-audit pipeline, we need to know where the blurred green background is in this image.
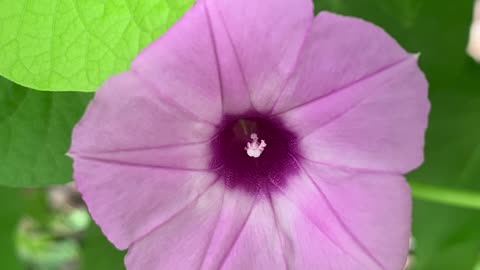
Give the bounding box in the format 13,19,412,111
1,0,480,269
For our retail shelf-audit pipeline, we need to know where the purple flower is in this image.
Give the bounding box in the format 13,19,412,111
69,0,429,269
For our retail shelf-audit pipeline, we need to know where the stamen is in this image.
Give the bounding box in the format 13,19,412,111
245,133,267,158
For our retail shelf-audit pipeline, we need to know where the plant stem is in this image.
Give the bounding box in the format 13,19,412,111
410,182,480,210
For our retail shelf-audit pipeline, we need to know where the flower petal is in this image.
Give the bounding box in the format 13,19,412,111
125,181,225,270
272,12,410,114
125,183,267,270
131,2,223,123
124,187,288,270
71,142,213,170
74,158,219,250
197,189,258,269
304,161,411,270
273,12,429,173
214,199,288,270
271,160,411,270
281,55,429,174
204,0,314,113
70,71,216,155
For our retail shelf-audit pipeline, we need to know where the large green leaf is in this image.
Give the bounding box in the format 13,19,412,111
0,0,193,91
314,0,480,269
0,76,91,187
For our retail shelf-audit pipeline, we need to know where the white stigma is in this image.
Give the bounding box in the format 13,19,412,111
244,133,267,158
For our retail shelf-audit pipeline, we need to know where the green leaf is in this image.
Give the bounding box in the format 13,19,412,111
0,0,193,91
0,76,91,187
314,0,480,269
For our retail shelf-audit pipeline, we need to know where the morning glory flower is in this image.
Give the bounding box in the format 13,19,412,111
69,0,429,269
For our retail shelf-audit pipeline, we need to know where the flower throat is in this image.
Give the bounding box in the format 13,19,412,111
211,113,300,194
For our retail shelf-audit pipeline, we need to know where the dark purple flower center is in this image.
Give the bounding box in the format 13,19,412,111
211,112,300,194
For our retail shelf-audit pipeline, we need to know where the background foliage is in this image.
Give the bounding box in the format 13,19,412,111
0,0,479,269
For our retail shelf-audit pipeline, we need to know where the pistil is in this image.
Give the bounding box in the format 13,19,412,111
245,133,267,158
